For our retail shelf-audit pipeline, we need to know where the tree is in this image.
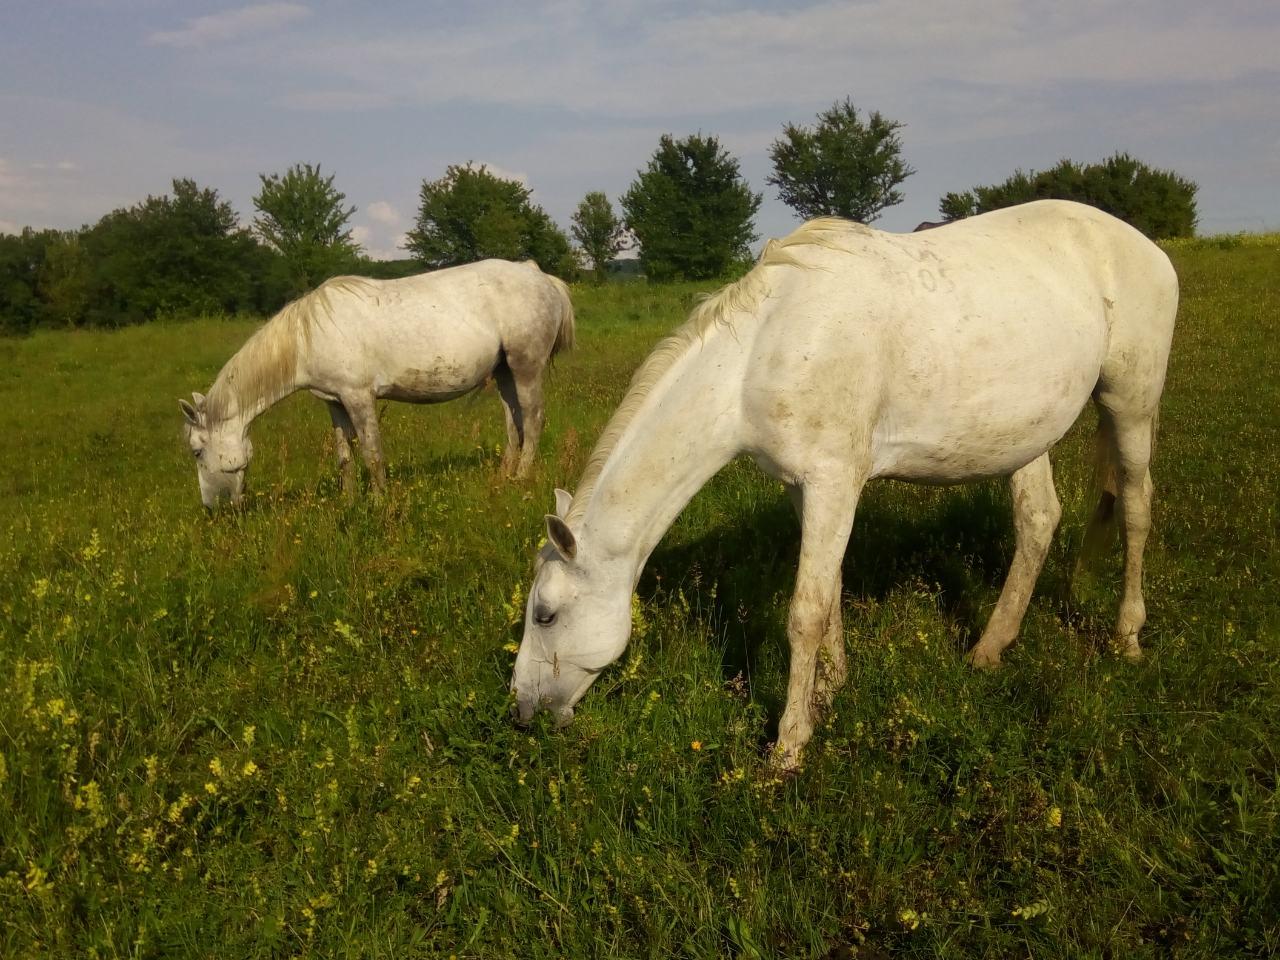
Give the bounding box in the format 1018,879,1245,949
0,228,55,335
939,154,1198,239
80,178,264,325
405,163,576,279
37,231,91,328
571,191,628,282
767,98,915,223
253,163,359,296
621,134,762,282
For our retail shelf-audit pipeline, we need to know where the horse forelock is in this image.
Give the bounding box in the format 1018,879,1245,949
205,276,377,423
565,218,861,526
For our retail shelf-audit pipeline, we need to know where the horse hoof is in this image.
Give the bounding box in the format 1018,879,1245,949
766,743,804,776
966,647,1002,670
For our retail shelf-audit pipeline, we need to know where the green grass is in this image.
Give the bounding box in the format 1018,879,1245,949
1,245,1278,958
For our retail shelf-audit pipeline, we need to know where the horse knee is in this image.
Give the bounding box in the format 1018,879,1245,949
787,594,831,648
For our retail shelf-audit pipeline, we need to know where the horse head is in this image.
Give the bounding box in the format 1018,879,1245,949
179,392,252,508
510,488,633,726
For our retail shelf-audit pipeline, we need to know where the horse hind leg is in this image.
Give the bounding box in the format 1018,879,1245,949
493,362,523,477
968,453,1061,669
1075,416,1121,575
1092,267,1174,661
1108,410,1156,660
510,364,546,478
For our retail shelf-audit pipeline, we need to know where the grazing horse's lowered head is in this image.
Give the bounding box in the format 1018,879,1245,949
180,392,252,508
510,488,633,727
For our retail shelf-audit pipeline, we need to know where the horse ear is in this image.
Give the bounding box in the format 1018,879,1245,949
545,514,577,561
192,392,207,412
553,488,573,519
179,399,201,426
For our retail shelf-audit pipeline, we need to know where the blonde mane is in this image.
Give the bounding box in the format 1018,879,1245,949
206,276,376,422
566,217,865,523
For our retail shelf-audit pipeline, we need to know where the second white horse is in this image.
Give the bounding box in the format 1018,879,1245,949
181,259,575,507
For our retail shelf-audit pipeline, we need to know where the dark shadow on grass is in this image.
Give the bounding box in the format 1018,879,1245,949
640,479,1035,729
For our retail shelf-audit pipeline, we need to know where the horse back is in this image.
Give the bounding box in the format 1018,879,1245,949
741,201,1172,484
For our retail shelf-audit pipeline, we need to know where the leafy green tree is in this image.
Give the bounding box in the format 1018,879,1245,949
940,154,1198,239
571,191,629,282
80,178,264,325
37,231,92,328
405,163,577,278
0,228,55,335
767,98,915,223
253,163,359,296
621,134,762,282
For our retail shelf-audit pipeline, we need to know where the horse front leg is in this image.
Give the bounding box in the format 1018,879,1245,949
325,400,358,501
774,478,862,771
343,394,387,497
968,453,1061,668
786,484,848,703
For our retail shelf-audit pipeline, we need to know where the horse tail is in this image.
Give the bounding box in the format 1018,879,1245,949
547,275,576,356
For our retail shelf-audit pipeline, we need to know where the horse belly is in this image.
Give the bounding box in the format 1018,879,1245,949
375,353,494,402
871,316,1106,483
372,325,499,403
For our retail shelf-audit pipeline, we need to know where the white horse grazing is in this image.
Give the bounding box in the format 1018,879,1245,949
180,259,574,507
511,200,1177,768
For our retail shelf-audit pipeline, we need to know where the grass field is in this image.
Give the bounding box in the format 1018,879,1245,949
1,239,1277,958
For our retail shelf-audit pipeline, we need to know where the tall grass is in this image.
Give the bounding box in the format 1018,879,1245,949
1,244,1277,958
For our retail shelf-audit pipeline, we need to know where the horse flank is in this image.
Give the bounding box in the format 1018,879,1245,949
205,276,376,422
565,217,865,525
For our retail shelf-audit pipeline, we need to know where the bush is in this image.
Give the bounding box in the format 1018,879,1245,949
941,153,1198,239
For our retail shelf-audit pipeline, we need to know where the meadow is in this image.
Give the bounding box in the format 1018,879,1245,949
1,237,1277,958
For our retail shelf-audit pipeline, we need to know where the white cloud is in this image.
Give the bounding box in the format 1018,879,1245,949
366,201,399,225
148,3,311,49
0,219,21,236
267,1,1280,124
478,163,528,186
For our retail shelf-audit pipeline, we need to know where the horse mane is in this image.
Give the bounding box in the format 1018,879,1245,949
205,276,377,422
565,217,865,524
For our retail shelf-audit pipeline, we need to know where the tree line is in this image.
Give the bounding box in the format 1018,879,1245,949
1,98,1199,334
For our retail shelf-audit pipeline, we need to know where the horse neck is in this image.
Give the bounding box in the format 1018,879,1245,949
208,318,302,433
574,326,747,578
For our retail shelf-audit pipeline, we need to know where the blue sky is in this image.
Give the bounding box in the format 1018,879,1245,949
2,1,1277,257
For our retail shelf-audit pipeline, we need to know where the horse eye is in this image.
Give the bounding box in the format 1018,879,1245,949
533,604,556,626
192,449,204,459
